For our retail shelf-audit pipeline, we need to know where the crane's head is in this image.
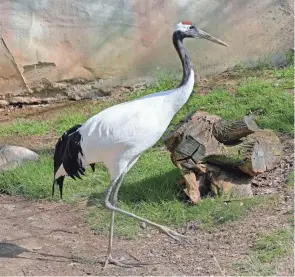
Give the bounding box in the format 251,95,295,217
174,21,228,47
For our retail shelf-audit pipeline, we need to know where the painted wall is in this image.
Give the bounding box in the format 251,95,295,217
0,0,293,96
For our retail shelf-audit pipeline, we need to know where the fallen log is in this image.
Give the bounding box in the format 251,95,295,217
164,110,283,203
213,115,259,143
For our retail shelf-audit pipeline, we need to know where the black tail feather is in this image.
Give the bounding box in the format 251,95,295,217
90,163,95,172
53,125,97,197
57,176,65,199
53,124,84,196
52,176,65,199
52,179,55,197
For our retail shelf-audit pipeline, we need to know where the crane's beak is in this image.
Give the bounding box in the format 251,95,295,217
197,29,228,47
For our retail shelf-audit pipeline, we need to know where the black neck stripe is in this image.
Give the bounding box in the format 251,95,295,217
172,31,193,87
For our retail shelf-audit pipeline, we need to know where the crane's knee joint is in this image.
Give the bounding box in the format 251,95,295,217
104,199,114,210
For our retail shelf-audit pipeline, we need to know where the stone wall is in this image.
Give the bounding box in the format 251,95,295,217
0,0,293,97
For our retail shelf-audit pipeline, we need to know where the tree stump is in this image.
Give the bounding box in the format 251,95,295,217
164,110,283,204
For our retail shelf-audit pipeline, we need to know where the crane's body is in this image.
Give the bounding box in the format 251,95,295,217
53,21,227,268
55,69,194,181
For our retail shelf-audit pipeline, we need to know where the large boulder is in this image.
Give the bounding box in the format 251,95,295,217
0,145,39,171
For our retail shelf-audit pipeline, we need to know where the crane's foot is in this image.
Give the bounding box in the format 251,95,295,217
102,254,148,269
158,226,187,241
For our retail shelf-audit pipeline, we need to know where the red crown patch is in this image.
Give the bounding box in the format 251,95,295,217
181,20,192,25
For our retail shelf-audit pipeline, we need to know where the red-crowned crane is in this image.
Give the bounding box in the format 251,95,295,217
52,21,227,268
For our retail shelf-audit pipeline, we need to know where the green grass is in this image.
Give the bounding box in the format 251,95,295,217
254,229,293,263
233,228,293,275
274,64,294,79
0,64,293,137
0,119,53,136
172,75,294,134
0,147,268,237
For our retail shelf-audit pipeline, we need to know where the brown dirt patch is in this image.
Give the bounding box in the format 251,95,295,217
252,133,294,195
0,100,91,125
0,134,58,152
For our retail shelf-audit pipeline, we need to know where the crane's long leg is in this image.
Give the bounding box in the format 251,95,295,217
103,171,185,268
104,157,143,268
104,158,154,268
105,195,186,240
103,156,186,269
103,176,127,268
103,176,154,269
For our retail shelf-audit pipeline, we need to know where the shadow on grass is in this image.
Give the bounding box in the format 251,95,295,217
87,168,187,206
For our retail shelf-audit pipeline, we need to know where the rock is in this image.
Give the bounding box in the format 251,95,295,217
0,145,39,171
140,222,147,229
0,100,9,108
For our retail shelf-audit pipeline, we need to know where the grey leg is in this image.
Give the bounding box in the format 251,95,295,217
105,165,185,238
103,175,131,269
105,154,140,264
103,157,145,269
104,199,186,241
103,156,186,269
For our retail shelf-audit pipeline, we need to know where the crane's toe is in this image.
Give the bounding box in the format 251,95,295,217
159,226,187,241
102,255,148,269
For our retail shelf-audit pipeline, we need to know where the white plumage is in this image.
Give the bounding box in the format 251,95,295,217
54,74,194,181
82,70,192,178
53,21,227,268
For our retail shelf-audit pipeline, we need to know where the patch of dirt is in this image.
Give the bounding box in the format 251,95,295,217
0,187,293,276
0,133,58,152
252,133,294,195
195,69,246,95
0,100,89,124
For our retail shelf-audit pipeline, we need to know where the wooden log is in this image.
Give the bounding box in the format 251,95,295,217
204,130,282,176
164,111,282,176
178,163,253,200
175,160,201,204
176,162,209,204
213,115,259,143
182,171,201,204
164,110,283,203
203,136,256,167
238,130,283,175
206,164,253,199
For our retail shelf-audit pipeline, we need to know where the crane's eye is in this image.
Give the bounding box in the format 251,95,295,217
189,25,194,29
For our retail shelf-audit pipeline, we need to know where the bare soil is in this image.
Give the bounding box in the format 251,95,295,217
0,188,293,276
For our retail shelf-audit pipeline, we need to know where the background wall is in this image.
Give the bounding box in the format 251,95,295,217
0,0,293,96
